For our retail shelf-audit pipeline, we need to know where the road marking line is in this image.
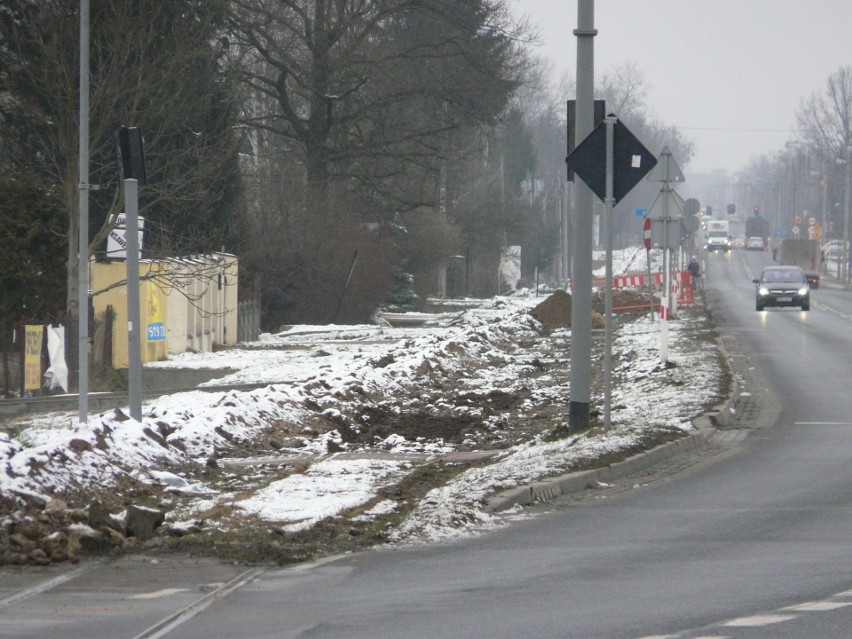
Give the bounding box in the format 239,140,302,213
723,614,797,626
635,635,730,639
640,587,852,639
782,601,852,612
812,300,851,320
0,564,95,608
130,588,191,600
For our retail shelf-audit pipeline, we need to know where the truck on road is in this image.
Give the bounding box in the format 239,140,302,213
778,238,820,288
745,214,770,250
705,219,731,252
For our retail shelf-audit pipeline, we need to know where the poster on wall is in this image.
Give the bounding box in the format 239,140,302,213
24,325,43,391
45,325,68,392
146,282,166,342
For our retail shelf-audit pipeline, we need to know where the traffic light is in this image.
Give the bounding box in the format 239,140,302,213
114,126,147,185
727,203,736,215
753,205,760,214
706,205,712,217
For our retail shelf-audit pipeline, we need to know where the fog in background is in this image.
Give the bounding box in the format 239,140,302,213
514,0,852,174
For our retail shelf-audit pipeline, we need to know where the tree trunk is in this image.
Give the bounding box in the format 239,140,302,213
64,168,80,392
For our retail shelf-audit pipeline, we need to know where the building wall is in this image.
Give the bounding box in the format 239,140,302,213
91,253,238,369
164,254,238,355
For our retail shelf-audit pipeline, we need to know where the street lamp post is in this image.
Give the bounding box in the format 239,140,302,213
844,147,851,284
568,0,596,432
835,147,852,284
78,0,90,425
820,162,828,234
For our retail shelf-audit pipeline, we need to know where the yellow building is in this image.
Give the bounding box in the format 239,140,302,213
91,253,239,369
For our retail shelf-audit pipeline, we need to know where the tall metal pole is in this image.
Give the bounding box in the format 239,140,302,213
568,0,596,432
843,152,850,284
560,180,567,283
125,179,142,421
77,0,90,424
603,115,615,429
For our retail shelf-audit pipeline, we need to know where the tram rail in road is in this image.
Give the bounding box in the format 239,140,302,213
0,557,263,639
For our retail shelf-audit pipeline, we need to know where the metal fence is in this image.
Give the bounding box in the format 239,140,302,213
2,298,260,398
237,300,261,343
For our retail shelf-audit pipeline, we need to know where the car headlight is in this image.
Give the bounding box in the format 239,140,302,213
798,287,809,296
758,286,770,296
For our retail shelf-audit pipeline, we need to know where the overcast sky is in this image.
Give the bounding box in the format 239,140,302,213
513,0,852,175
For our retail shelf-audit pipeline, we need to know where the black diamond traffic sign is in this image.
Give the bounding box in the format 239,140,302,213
565,119,657,203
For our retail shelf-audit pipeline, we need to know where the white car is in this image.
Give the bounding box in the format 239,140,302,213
745,236,765,251
706,230,730,252
821,240,849,260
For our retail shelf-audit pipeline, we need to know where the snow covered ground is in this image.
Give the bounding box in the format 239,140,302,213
1,247,726,547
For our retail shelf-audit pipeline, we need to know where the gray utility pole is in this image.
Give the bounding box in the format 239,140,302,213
125,179,142,421
77,0,90,424
568,0,596,432
114,126,147,421
602,115,615,429
843,147,851,284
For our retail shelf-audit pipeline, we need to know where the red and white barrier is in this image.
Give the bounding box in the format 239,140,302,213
581,271,695,307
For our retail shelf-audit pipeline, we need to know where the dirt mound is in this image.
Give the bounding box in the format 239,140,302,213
530,291,606,331
531,291,571,330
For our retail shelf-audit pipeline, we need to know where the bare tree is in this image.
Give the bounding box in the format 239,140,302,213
229,0,523,212
229,0,528,321
0,0,242,326
797,66,852,159
796,66,852,245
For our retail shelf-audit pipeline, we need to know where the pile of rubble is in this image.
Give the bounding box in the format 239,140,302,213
0,496,184,566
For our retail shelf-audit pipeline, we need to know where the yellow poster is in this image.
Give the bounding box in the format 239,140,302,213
146,283,166,341
24,325,43,390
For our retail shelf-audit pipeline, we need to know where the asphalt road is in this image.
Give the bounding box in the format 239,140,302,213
170,250,849,639
2,249,850,639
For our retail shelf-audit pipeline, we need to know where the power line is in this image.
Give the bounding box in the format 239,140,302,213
679,125,802,134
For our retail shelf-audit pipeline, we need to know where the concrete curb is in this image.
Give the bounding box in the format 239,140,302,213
486,429,712,512
487,336,740,513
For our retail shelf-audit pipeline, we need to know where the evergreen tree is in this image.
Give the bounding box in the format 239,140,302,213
0,175,66,319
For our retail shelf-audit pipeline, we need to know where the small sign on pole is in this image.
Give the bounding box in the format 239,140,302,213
106,213,145,260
